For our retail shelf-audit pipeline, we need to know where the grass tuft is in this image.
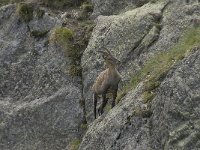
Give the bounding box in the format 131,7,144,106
69,138,81,150
36,8,45,18
16,3,34,22
31,30,49,38
50,27,74,45
142,91,156,103
38,0,85,9
133,106,153,118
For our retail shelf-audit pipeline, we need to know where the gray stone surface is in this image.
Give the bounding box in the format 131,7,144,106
82,1,169,121
151,49,200,150
0,4,83,150
91,0,151,18
79,0,200,150
1,0,200,149
79,45,200,150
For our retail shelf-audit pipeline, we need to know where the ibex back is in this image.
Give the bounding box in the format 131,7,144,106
92,48,122,119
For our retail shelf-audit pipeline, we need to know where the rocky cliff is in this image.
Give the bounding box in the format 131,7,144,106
0,0,200,150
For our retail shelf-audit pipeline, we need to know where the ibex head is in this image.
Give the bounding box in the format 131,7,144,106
98,48,120,67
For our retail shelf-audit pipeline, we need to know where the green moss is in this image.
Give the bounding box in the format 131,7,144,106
117,27,200,102
0,0,24,6
154,23,162,31
81,3,93,13
49,20,94,78
50,27,77,57
80,123,88,130
104,104,112,113
79,2,93,20
69,65,82,77
142,91,156,103
31,30,49,38
36,8,45,18
39,0,84,9
69,139,81,150
50,27,74,44
0,0,9,6
133,106,153,118
16,3,34,22
144,80,161,92
79,21,95,45
116,85,130,103
50,27,84,77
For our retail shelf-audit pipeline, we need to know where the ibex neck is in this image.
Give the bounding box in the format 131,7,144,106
106,63,116,70
107,65,117,73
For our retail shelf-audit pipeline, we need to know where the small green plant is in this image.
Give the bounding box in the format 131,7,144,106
50,27,84,77
81,3,93,13
0,0,8,6
117,27,200,102
38,0,84,9
144,80,161,92
80,123,87,130
69,139,81,150
79,2,93,20
142,91,156,103
50,27,74,45
36,8,45,18
0,0,24,6
69,65,82,77
104,103,112,113
50,27,79,58
16,3,34,22
31,30,49,38
133,106,153,118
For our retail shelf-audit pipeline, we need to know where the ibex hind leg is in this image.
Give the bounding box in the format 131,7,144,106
112,89,117,108
93,93,97,119
99,94,108,116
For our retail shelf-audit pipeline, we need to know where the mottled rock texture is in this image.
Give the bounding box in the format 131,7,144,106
91,0,151,18
82,1,168,121
80,0,200,150
1,0,200,150
80,48,200,150
0,4,84,150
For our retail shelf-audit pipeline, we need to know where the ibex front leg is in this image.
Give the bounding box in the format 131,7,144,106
93,93,98,119
98,93,108,116
112,88,118,108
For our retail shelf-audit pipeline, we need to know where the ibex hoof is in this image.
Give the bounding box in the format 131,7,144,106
98,107,103,116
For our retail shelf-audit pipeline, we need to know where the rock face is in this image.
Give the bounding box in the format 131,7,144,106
80,48,200,150
151,48,200,150
0,4,83,150
91,0,151,18
1,0,200,150
82,0,200,120
82,1,168,121
80,0,200,149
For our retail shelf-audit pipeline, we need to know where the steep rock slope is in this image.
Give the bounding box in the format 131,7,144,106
0,4,84,150
1,0,200,149
91,0,152,18
82,0,200,120
82,1,168,120
80,0,200,149
80,48,200,150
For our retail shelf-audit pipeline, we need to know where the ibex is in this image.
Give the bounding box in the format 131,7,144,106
92,48,122,119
